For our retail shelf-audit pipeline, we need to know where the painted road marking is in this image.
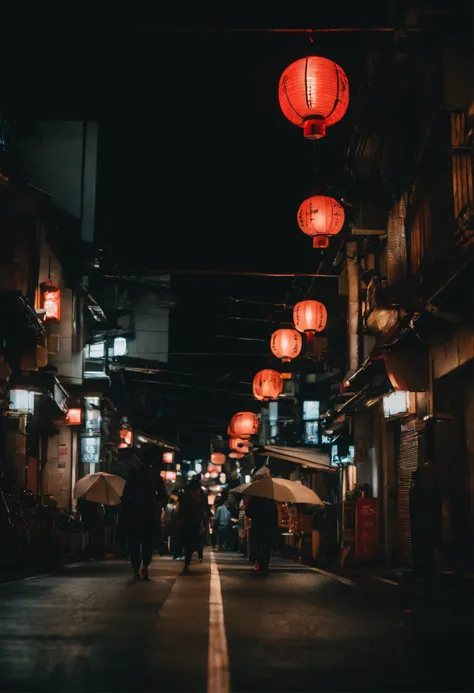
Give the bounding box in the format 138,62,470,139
208,551,231,693
307,566,355,586
367,574,399,587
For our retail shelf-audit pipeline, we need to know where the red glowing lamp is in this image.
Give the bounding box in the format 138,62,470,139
229,411,259,440
229,437,250,453
163,451,174,464
252,369,283,402
270,329,302,363
293,300,327,334
210,452,226,466
278,56,349,140
66,408,82,425
41,283,61,322
297,195,344,248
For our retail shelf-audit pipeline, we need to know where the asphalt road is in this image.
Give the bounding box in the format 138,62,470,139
0,550,472,693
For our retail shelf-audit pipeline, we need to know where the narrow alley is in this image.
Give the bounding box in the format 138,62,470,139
0,551,471,693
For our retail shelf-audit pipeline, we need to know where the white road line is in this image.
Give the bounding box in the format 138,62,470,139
306,566,355,586
208,551,231,693
366,574,399,587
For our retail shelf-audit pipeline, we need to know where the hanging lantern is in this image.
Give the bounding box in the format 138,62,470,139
278,56,349,140
41,283,61,322
252,369,283,402
163,451,174,464
229,437,250,453
229,411,260,439
66,408,82,425
297,195,344,249
270,328,302,363
210,452,226,466
119,429,133,448
293,300,327,334
229,452,244,459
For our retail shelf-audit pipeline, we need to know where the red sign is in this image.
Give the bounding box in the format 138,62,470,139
355,498,379,562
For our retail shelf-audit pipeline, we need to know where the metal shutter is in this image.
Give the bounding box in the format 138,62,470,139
395,420,423,566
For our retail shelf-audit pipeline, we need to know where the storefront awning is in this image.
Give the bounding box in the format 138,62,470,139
255,445,337,474
10,370,69,415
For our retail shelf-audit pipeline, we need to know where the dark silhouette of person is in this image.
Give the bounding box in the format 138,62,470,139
245,496,278,576
178,477,209,574
120,455,167,580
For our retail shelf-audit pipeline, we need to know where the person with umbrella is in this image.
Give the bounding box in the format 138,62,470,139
234,476,323,575
120,451,167,580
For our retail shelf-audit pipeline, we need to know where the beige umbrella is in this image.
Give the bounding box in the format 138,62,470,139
73,472,126,506
231,477,323,505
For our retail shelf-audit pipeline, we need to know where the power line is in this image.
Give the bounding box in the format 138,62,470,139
127,378,255,397
100,270,339,278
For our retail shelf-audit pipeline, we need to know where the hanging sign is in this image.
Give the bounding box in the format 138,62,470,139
81,436,100,464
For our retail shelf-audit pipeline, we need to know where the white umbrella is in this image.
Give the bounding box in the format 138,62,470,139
73,472,126,506
231,477,323,505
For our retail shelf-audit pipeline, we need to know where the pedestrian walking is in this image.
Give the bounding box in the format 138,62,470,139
120,454,167,580
178,477,209,574
214,501,232,550
245,496,278,576
165,495,182,559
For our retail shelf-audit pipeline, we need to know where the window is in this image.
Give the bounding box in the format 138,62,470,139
86,342,105,359
10,390,35,414
303,401,320,420
302,401,320,445
331,445,355,467
113,337,127,357
304,420,319,445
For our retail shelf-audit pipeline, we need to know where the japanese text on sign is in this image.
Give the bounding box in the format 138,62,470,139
81,436,100,464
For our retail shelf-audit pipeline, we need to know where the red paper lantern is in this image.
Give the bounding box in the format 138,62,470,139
66,408,82,425
297,195,344,248
270,329,302,363
229,411,260,439
210,452,226,466
41,283,61,322
229,437,250,453
229,452,244,459
163,451,174,464
252,369,283,402
278,56,349,140
293,300,327,334
119,429,133,448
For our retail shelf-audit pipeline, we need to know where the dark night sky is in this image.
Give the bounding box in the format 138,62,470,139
3,14,400,270
3,10,405,450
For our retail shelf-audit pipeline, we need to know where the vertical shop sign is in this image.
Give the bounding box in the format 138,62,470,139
355,498,379,562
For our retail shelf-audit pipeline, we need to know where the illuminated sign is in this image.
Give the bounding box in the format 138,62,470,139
81,436,100,464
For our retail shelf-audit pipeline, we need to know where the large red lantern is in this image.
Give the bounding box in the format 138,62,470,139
293,300,327,334
297,195,345,248
278,56,349,140
270,329,302,363
210,452,226,466
252,369,283,402
229,411,260,439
